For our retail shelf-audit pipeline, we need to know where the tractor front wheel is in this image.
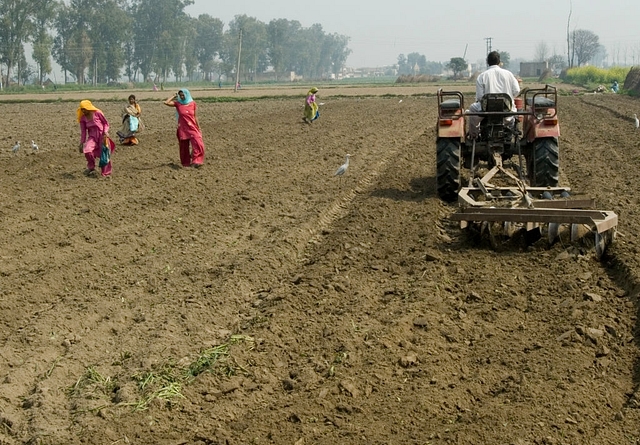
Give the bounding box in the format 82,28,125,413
436,138,461,202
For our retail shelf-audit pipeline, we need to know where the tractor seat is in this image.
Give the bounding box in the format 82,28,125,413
481,93,513,112
526,96,555,108
440,99,460,109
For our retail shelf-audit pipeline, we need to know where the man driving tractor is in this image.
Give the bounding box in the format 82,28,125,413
467,51,521,139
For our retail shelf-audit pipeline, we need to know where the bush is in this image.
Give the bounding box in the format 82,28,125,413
563,66,630,86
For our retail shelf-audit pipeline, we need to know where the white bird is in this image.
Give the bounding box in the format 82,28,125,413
11,141,20,154
634,113,639,129
398,99,403,103
31,140,39,152
318,102,325,106
334,154,351,187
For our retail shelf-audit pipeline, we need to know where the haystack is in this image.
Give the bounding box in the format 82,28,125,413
623,66,640,93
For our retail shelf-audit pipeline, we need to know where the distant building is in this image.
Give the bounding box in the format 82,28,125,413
520,61,549,77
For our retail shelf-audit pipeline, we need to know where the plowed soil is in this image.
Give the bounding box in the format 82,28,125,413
1,85,639,445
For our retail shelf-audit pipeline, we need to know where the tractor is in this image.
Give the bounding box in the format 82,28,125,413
436,85,560,202
435,85,617,259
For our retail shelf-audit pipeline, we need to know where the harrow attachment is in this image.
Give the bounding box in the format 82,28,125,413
450,154,618,259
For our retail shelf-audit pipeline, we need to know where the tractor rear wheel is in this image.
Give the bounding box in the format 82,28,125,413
529,137,559,187
436,138,461,202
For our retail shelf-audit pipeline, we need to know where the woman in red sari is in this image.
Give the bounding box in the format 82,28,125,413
163,89,205,168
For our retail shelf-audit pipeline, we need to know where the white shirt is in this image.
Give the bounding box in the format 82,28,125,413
475,65,520,110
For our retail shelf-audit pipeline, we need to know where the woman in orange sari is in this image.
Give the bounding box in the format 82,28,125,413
117,94,143,145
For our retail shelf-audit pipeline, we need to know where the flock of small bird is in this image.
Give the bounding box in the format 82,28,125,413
11,140,39,155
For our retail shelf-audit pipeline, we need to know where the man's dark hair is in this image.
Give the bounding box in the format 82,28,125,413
487,51,500,66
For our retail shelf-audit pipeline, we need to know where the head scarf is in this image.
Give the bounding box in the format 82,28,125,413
308,87,318,95
77,100,101,122
176,89,193,105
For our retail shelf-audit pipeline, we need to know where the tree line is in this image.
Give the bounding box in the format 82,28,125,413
0,0,352,85
397,27,606,83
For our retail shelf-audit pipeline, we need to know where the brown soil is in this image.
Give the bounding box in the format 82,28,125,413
0,86,639,445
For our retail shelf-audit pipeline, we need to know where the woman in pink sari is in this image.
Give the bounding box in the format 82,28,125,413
77,100,115,177
163,88,205,168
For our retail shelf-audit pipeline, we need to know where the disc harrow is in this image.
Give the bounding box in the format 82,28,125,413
450,154,617,259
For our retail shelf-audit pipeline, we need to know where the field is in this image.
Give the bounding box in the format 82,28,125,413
1,84,640,445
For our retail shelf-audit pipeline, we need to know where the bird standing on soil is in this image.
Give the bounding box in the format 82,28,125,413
11,141,20,154
31,140,39,153
634,114,639,130
334,154,351,187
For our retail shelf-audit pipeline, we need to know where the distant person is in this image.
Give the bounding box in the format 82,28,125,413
163,89,206,168
611,80,619,93
117,94,143,145
218,79,222,89
302,87,320,124
467,51,520,138
77,100,115,177
153,83,158,91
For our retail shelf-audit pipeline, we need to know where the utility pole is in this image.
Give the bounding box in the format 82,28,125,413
484,37,493,57
234,29,242,93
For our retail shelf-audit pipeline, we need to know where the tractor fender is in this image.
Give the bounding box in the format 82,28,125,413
437,115,465,139
525,120,560,143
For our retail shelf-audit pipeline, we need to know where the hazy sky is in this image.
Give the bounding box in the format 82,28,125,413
186,0,640,67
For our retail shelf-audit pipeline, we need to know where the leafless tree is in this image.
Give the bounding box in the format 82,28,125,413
569,29,600,66
566,0,572,67
534,41,549,62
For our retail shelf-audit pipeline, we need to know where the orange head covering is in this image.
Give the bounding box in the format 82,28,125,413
77,100,101,122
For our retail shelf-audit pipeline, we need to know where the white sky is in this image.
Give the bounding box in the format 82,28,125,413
186,0,640,67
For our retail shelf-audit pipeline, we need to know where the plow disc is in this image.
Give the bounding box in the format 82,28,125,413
451,187,618,259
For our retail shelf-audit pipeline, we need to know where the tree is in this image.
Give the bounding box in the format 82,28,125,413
132,0,194,82
534,41,549,62
0,0,53,84
447,57,467,80
324,33,350,77
566,0,572,66
397,53,442,75
497,50,511,68
397,54,408,74
267,18,301,80
424,61,444,75
591,44,607,68
84,0,133,84
194,14,223,81
225,15,268,82
56,0,99,84
548,53,567,73
570,29,599,66
406,52,426,74
52,3,77,83
31,0,57,85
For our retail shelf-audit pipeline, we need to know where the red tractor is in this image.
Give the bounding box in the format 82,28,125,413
435,85,617,259
436,85,560,202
